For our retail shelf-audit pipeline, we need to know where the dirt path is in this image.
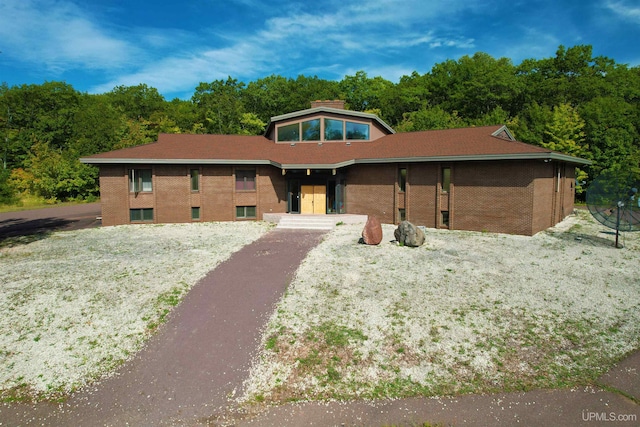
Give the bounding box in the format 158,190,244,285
0,229,326,426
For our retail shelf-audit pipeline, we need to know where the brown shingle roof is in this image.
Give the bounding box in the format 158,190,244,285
81,125,591,167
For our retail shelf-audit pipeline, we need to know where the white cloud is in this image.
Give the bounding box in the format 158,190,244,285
0,0,136,72
74,0,487,96
90,41,270,95
606,1,640,24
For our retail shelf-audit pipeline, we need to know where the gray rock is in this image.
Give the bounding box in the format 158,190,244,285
394,220,425,247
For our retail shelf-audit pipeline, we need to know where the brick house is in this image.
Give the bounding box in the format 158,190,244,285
80,101,590,235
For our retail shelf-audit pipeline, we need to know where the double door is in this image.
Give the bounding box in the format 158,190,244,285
300,185,326,214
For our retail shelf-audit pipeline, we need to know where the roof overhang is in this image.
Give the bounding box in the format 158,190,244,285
82,152,591,169
280,152,591,169
80,158,277,166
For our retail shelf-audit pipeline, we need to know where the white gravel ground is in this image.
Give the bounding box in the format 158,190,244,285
0,221,271,400
1,212,638,404
242,210,640,402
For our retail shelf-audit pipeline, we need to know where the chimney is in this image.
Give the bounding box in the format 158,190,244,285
311,100,345,110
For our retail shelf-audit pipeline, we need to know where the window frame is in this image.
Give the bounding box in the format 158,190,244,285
345,121,369,140
324,118,344,141
441,211,450,228
236,206,257,219
441,167,451,193
398,167,407,192
301,119,321,141
129,169,153,193
191,207,201,221
190,168,200,192
235,169,256,191
130,208,154,223
277,123,300,142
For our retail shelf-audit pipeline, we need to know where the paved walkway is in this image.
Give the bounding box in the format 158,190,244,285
0,229,327,426
240,366,639,426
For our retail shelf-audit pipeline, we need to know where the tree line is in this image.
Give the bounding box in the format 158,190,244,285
1,44,638,204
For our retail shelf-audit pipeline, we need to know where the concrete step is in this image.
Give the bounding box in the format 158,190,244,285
276,215,336,230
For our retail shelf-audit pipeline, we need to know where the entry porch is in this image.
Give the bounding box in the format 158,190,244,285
263,213,368,230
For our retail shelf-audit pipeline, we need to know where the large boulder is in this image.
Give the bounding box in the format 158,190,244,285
361,215,383,245
394,221,425,247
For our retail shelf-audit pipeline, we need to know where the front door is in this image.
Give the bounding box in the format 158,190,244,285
301,185,326,214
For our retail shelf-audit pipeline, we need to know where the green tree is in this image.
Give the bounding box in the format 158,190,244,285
542,103,591,196
580,97,640,177
339,71,393,112
508,102,554,145
0,82,81,168
542,104,589,157
113,118,155,150
468,106,512,127
27,141,98,201
105,84,166,120
243,75,296,123
239,113,266,135
68,94,123,157
0,167,17,204
165,98,199,133
289,75,341,113
518,45,617,107
192,77,246,134
378,71,430,126
395,106,464,132
427,52,521,119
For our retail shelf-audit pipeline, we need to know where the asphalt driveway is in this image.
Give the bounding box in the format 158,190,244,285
0,203,101,242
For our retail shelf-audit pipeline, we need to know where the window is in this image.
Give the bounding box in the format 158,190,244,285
236,206,256,219
441,167,451,193
129,169,152,192
441,211,450,227
302,119,321,141
399,208,406,222
324,118,343,140
190,169,200,191
235,170,256,191
277,123,299,142
130,208,153,222
346,121,369,140
191,207,200,221
399,168,407,192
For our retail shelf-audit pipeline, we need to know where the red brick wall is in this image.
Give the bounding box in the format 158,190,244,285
97,160,575,234
97,164,288,225
345,164,396,223
201,165,234,221
532,163,554,233
99,165,129,226
257,166,287,217
452,161,536,235
406,163,438,227
155,165,190,223
562,166,576,219
531,162,576,234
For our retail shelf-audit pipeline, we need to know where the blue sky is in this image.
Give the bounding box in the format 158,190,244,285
0,0,639,100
